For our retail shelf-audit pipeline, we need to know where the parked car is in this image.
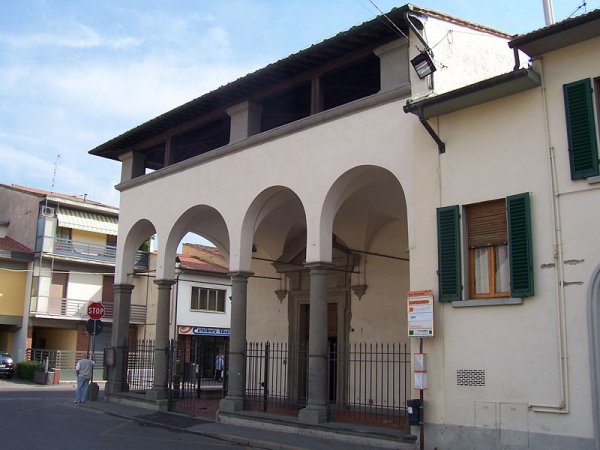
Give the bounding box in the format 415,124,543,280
0,352,15,378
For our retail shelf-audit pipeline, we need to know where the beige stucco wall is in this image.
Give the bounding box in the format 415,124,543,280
116,98,415,282
410,16,515,99
0,265,27,316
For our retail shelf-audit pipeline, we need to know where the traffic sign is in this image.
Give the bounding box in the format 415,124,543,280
86,319,103,336
87,302,105,320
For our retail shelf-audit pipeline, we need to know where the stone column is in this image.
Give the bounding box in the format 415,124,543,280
226,101,263,143
374,38,409,92
298,263,331,424
118,151,145,183
219,271,253,413
106,284,134,395
148,279,175,401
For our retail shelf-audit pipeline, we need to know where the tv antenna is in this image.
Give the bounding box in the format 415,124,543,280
50,154,61,194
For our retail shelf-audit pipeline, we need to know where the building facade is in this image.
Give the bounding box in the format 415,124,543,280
89,4,600,449
0,184,150,367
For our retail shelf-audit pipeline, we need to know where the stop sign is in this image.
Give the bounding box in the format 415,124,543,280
87,302,105,320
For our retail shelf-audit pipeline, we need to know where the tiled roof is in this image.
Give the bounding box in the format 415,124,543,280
176,254,228,274
0,184,117,210
0,236,33,259
89,4,510,160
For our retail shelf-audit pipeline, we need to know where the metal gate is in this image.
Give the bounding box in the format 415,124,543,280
167,338,228,416
245,341,410,428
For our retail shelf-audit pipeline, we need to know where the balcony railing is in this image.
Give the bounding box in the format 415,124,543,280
52,237,149,268
30,296,147,324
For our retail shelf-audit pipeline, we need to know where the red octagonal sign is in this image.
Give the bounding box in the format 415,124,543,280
87,302,105,320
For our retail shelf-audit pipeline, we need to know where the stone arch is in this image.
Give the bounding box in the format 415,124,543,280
159,204,230,280
588,261,600,450
316,165,407,263
237,186,307,272
116,218,156,284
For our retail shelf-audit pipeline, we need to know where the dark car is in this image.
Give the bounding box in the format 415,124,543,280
0,352,15,378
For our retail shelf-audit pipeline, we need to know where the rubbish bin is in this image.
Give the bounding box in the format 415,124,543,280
53,368,61,384
407,399,421,426
88,382,99,401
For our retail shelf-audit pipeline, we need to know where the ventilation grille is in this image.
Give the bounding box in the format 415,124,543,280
457,369,485,387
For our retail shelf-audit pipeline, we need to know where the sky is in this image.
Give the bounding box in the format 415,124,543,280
0,0,596,209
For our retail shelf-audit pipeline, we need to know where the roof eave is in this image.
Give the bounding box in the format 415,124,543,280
509,10,600,57
404,69,541,120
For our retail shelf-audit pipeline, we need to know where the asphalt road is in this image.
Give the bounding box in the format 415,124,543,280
0,378,249,450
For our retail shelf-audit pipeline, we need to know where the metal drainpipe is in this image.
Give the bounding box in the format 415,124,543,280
528,56,569,414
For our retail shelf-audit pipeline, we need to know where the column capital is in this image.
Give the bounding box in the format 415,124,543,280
113,284,135,294
228,271,254,280
153,279,176,288
304,262,334,271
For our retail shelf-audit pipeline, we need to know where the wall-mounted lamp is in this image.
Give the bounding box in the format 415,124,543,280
411,52,436,79
274,273,287,303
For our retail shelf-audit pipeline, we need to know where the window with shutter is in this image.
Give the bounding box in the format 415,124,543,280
466,199,510,299
563,78,599,179
437,193,534,304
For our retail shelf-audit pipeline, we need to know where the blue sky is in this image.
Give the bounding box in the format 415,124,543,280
0,0,596,207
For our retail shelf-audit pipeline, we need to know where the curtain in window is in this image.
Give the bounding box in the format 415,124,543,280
474,248,490,294
495,245,510,293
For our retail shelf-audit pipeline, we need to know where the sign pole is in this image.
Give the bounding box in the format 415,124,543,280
419,337,424,450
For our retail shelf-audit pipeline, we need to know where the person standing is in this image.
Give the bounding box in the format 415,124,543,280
214,353,224,381
74,354,95,404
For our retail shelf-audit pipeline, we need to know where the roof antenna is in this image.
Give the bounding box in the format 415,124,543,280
50,154,61,194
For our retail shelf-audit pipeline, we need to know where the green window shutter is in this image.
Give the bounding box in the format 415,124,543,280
507,193,534,297
563,79,599,179
437,205,461,302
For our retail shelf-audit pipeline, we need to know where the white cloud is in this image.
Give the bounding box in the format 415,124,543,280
0,23,140,50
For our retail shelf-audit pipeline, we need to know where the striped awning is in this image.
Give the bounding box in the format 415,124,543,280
56,208,118,236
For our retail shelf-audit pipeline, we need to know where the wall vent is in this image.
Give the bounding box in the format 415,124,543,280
457,369,486,387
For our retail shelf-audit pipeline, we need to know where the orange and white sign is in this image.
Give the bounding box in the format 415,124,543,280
407,290,434,337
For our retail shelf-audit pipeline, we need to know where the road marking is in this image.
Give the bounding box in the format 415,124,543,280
100,419,131,436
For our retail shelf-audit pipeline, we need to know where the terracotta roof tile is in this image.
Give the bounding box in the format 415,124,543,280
1,183,116,209
176,254,228,274
0,236,33,254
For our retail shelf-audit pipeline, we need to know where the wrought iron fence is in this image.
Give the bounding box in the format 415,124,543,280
245,342,308,415
244,341,410,428
329,342,411,429
167,338,228,416
126,340,155,393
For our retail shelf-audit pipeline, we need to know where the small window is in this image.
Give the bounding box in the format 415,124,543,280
191,287,226,312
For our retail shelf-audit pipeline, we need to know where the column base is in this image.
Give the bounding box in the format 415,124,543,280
146,387,168,401
298,406,328,424
105,380,128,395
219,396,244,413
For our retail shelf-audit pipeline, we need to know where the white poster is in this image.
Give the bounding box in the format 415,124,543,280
407,290,434,337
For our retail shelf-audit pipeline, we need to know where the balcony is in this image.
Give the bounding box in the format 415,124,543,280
30,296,147,324
52,237,149,268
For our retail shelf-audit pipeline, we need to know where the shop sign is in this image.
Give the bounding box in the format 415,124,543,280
178,326,230,336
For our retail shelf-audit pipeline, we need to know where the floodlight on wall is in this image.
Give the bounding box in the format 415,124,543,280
411,52,436,79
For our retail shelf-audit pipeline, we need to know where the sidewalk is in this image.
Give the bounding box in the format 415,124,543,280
85,395,417,450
